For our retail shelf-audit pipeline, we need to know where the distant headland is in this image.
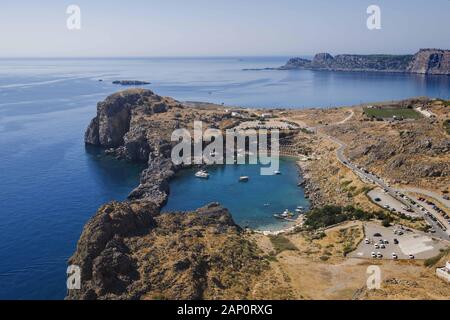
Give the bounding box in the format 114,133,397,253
246,49,450,75
112,80,151,86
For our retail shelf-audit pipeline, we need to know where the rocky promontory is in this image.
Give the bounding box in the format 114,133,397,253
67,202,267,300
112,80,151,86
70,89,270,299
277,49,450,75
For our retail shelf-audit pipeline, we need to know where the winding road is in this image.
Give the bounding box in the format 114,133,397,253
314,110,450,240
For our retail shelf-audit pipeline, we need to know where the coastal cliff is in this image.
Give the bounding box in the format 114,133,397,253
70,89,271,299
67,202,267,300
279,49,450,75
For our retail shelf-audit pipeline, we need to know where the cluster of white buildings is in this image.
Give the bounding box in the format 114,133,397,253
436,261,450,283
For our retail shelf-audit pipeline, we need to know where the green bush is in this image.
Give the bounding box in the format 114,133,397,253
444,119,450,135
424,248,450,267
304,205,374,229
268,235,298,254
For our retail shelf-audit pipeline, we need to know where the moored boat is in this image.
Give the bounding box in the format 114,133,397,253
195,170,209,179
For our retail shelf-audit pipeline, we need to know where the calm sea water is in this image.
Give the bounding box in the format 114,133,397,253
163,158,309,232
0,57,449,299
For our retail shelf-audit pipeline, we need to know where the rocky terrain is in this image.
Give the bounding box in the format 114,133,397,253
67,202,269,300
69,89,449,300
323,99,450,193
112,80,151,86
70,89,272,299
278,49,450,75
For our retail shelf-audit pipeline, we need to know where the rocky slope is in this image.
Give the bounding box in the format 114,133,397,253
279,49,450,75
407,49,450,75
67,202,268,300
70,89,268,299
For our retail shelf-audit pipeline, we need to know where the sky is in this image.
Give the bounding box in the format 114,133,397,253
0,0,449,57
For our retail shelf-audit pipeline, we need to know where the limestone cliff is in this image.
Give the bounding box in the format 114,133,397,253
407,49,450,75
279,49,450,75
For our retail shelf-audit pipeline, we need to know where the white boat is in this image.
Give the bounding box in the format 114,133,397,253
195,170,209,179
274,170,281,175
239,176,249,182
283,209,294,217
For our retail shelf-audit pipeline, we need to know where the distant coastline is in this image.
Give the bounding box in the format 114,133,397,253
245,49,450,76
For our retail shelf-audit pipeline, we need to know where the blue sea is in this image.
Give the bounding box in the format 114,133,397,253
163,158,309,232
0,57,449,299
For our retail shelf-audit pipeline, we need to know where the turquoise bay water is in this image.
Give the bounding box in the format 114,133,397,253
0,57,449,299
163,158,309,232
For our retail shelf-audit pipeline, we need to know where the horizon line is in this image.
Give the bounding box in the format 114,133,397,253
1,49,444,60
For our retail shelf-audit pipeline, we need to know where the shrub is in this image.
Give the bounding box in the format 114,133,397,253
304,205,374,229
268,235,298,254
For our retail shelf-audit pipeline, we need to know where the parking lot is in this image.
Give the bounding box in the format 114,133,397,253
368,188,420,218
350,223,448,260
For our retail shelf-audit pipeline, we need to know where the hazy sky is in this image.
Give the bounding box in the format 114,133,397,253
1,0,449,57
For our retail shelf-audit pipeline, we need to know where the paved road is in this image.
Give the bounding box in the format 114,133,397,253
319,129,450,241
400,186,450,210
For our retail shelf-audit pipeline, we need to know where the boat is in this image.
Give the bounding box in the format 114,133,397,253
263,203,270,207
282,209,295,217
274,170,281,175
239,176,249,182
195,170,209,179
274,210,296,221
295,208,303,213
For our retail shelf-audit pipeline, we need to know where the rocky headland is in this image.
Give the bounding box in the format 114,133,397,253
69,89,450,300
270,49,450,75
112,80,151,86
70,89,272,299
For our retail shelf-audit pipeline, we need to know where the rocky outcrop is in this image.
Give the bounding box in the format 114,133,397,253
311,53,335,69
112,80,151,86
407,49,450,75
71,90,260,299
279,57,312,70
85,90,155,147
67,202,267,300
278,49,450,75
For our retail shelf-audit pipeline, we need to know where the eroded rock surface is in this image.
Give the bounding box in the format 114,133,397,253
67,202,267,300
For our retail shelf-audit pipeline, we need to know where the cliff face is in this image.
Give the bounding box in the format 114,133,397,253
70,90,264,299
280,49,450,75
407,49,450,75
67,202,267,300
85,89,179,161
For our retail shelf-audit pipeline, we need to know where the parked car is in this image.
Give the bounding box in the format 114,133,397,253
408,254,415,259
373,233,382,237
393,238,399,244
392,253,398,260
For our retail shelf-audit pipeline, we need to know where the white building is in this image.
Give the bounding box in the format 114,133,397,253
436,261,450,283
